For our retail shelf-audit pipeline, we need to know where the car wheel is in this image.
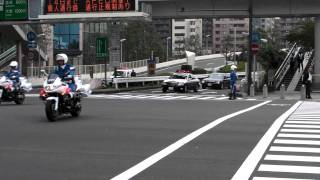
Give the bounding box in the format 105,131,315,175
162,87,168,93
202,84,206,89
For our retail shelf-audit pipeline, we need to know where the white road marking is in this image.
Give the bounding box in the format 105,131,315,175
274,139,320,145
287,118,320,121
231,101,302,180
283,124,320,129
197,96,216,100
281,129,320,133
253,177,314,180
270,146,320,153
111,100,271,180
264,154,320,162
258,164,320,174
215,97,229,100
277,133,320,139
286,121,320,124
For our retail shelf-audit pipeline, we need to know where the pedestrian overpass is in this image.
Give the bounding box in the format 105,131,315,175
139,0,320,89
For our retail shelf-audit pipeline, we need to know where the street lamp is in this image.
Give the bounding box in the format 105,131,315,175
166,37,171,61
120,38,126,65
37,33,45,77
205,35,211,55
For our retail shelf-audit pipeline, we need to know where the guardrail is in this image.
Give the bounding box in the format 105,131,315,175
113,76,169,89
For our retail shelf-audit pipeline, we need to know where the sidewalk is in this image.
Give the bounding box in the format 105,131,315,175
244,90,320,101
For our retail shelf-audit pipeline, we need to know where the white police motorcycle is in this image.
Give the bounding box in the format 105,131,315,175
0,75,32,104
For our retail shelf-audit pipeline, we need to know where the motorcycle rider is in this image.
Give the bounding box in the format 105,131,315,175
6,61,21,91
229,65,238,100
54,53,76,92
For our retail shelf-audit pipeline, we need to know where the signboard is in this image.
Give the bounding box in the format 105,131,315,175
44,0,136,14
252,32,261,44
27,41,37,49
27,31,36,41
27,51,35,60
96,37,108,58
2,0,28,20
251,43,259,54
0,0,4,20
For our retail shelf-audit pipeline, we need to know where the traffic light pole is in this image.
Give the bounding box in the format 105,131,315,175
247,2,253,95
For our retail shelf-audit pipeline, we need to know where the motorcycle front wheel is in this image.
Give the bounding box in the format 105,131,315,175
45,100,58,122
14,92,25,105
71,102,81,117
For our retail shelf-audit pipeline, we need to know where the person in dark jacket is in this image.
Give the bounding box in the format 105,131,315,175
229,65,237,100
131,70,136,77
54,53,76,92
303,68,312,99
297,51,304,72
6,61,21,90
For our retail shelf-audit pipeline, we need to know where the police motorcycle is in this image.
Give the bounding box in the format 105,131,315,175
0,74,32,105
39,69,91,122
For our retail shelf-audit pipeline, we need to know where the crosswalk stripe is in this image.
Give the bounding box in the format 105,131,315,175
264,154,320,162
274,139,320,145
197,96,216,100
278,133,320,139
286,121,320,124
258,164,320,174
283,124,320,129
287,118,320,121
281,128,320,133
215,97,229,100
253,177,314,180
270,146,320,153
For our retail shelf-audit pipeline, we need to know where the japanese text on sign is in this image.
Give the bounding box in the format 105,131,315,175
45,0,135,14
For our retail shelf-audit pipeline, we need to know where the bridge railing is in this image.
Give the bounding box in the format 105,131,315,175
113,76,169,89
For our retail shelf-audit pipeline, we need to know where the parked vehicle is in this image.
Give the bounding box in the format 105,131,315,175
202,73,230,89
162,73,200,93
0,75,32,104
176,65,193,73
39,71,91,122
109,69,133,86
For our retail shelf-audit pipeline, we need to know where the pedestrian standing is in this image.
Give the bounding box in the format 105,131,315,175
229,65,237,100
303,68,312,99
297,51,304,72
131,70,136,77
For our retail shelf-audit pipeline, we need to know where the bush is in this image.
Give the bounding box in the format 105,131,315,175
192,68,207,74
218,61,245,73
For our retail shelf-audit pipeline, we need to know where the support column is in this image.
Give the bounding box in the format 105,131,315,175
314,16,320,89
17,41,23,73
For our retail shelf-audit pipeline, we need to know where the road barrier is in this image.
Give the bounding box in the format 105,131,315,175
113,76,169,89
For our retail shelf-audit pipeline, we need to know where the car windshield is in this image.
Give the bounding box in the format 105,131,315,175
209,73,224,79
113,71,125,77
169,74,187,79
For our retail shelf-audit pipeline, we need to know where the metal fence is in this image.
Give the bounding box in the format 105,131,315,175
26,58,158,78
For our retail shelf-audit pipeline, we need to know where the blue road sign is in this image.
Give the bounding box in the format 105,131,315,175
27,32,36,41
27,41,37,49
252,32,261,44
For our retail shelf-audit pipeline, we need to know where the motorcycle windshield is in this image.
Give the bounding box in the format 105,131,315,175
47,74,60,84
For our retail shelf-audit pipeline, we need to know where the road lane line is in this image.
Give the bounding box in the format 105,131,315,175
265,154,320,162
231,101,302,180
281,129,320,133
253,177,314,180
111,100,272,180
287,118,320,121
274,139,320,145
258,164,320,174
270,146,320,153
283,124,320,129
277,133,320,139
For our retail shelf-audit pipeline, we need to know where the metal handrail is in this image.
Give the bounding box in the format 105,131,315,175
273,43,297,88
0,50,16,67
0,45,16,60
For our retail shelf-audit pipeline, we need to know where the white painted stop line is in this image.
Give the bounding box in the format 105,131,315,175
111,100,271,180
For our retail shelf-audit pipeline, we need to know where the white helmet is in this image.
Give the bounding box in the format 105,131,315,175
231,65,237,71
56,53,68,64
9,61,18,68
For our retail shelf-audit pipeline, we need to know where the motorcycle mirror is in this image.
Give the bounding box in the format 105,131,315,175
40,69,48,76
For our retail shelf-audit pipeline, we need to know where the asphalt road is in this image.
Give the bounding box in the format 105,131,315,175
0,92,299,180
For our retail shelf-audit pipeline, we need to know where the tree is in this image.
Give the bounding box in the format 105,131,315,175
184,34,202,55
121,21,166,63
221,35,233,65
286,20,314,50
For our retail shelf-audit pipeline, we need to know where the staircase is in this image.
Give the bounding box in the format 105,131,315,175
0,45,16,70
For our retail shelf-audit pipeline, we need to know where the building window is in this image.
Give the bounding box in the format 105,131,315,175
175,33,185,36
54,23,80,50
215,31,220,34
216,24,220,28
175,26,185,29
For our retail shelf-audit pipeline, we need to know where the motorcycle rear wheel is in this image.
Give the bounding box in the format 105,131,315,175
71,102,81,117
45,100,57,122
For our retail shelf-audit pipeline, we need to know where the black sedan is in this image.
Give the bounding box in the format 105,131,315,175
202,73,230,89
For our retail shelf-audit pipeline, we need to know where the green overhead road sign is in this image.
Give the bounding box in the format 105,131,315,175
1,0,28,20
96,38,108,58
